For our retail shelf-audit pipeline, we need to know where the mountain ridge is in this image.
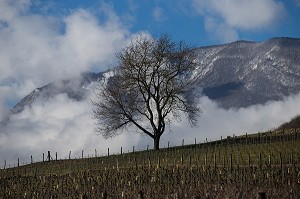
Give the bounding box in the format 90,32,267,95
11,36,300,114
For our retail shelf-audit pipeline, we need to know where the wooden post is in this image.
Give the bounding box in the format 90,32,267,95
230,154,233,172
48,151,51,162
18,158,19,167
248,153,251,167
43,153,45,162
139,190,144,199
182,139,184,146
95,149,97,157
259,153,262,168
120,147,123,155
280,152,284,183
4,159,6,169
31,155,33,164
158,156,160,168
82,150,84,159
107,148,110,156
69,151,71,159
148,157,151,169
214,154,217,169
181,155,183,165
102,191,108,199
56,152,57,161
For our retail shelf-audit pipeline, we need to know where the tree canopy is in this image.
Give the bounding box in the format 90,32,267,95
92,34,200,150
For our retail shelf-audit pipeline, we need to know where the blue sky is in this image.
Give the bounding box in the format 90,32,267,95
30,0,300,46
0,0,300,165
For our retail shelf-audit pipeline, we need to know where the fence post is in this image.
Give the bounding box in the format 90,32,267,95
31,155,33,164
82,150,84,159
121,147,123,155
43,153,44,162
18,158,19,167
69,151,71,159
56,152,57,161
4,159,6,169
182,139,184,146
107,148,110,156
48,151,51,162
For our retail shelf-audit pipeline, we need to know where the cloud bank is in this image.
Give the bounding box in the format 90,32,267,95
0,0,130,100
1,87,300,168
0,0,138,166
192,0,286,42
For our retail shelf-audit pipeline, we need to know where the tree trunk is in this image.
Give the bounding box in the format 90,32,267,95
154,135,161,150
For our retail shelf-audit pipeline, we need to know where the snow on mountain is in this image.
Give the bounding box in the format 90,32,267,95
11,72,104,114
11,37,300,113
190,37,300,108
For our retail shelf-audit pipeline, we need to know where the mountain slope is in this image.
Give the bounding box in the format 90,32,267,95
11,37,300,113
190,37,300,108
11,72,103,114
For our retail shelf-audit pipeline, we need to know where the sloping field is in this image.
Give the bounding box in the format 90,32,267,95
1,129,300,198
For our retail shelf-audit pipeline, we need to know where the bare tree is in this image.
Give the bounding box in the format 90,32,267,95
92,34,200,150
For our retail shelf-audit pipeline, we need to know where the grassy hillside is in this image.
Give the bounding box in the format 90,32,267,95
1,129,300,198
276,115,300,130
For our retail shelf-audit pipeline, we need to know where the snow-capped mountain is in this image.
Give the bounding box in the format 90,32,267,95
190,37,300,108
11,72,103,114
11,37,300,113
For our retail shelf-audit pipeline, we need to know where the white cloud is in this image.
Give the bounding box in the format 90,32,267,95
0,0,142,166
192,0,286,42
0,0,130,99
152,7,167,22
0,93,142,166
0,86,12,121
160,93,300,146
204,17,239,43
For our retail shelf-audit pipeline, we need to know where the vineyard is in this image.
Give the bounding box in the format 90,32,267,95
0,129,300,198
